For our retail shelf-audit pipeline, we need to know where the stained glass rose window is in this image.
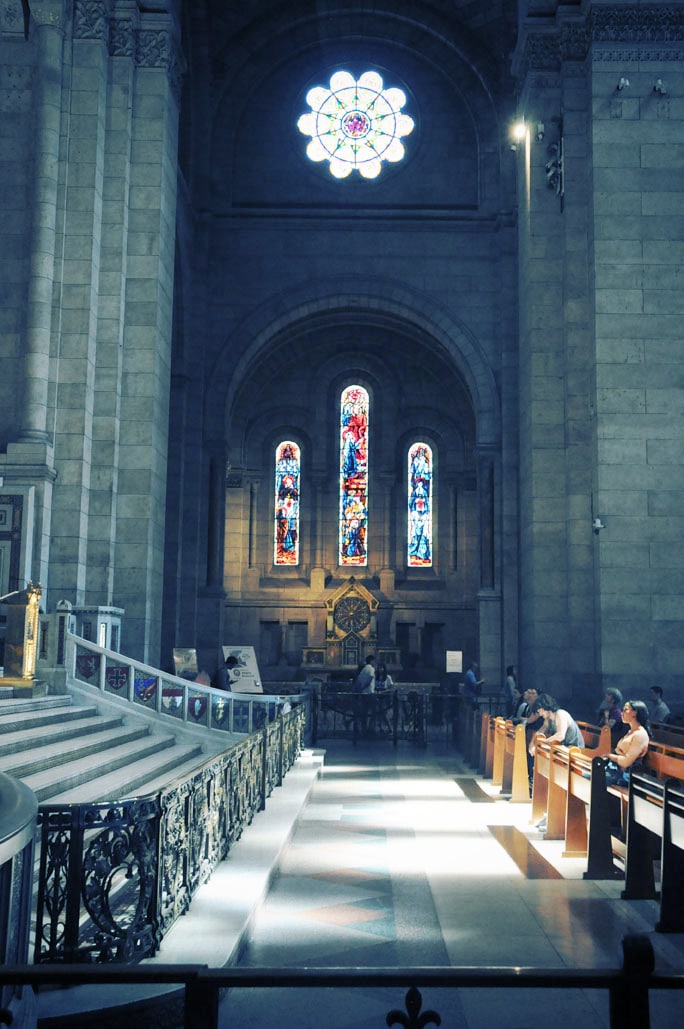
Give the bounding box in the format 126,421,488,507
297,70,414,179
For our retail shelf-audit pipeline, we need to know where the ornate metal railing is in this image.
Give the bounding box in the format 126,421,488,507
33,705,305,964
66,632,305,738
1,933,683,1028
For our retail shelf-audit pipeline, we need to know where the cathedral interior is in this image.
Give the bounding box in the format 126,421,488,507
1,0,683,716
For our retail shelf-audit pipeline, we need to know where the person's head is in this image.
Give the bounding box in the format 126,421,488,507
506,665,516,677
604,687,623,705
377,663,387,678
622,699,651,735
531,692,559,718
365,654,375,666
649,685,664,700
225,655,239,668
523,687,538,703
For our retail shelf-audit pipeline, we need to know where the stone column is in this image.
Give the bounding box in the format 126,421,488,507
310,472,327,591
20,0,66,443
206,449,226,587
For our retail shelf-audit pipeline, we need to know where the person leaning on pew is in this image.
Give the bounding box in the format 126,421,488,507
527,693,584,758
603,699,652,786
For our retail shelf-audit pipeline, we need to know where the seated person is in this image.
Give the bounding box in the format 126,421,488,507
598,687,627,747
647,685,670,725
604,699,651,786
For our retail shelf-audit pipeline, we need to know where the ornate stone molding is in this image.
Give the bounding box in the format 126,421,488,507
0,0,26,34
515,6,684,82
109,14,134,57
71,0,184,96
592,6,684,43
73,0,108,39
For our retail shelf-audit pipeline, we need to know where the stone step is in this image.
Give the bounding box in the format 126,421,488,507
23,733,178,802
0,695,76,728
50,742,206,804
0,723,151,779
0,712,123,756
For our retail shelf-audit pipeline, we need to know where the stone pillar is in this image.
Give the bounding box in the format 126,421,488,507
113,4,182,662
512,12,573,699
310,472,327,590
206,449,226,587
20,0,66,444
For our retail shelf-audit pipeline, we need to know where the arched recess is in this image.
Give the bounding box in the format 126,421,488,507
207,1,506,215
209,283,500,452
207,287,502,678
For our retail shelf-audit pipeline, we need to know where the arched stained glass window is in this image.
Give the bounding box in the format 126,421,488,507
274,441,300,566
339,385,369,566
297,70,414,180
408,443,432,567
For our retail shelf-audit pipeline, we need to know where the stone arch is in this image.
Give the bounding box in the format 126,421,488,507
210,280,500,451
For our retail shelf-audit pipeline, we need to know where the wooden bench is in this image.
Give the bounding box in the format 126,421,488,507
659,777,684,932
530,724,610,836
651,720,684,748
622,771,684,933
490,717,529,802
581,740,684,880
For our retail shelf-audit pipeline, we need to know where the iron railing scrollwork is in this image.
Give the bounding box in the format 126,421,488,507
34,706,305,964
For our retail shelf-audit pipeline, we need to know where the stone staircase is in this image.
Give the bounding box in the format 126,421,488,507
0,692,210,804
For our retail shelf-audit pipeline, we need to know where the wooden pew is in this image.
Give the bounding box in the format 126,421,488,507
621,770,663,901
577,721,612,754
582,741,684,880
651,720,684,748
489,718,530,802
622,772,684,933
480,712,496,778
659,777,684,932
530,724,610,835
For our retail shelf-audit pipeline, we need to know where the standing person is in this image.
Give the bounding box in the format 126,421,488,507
502,665,520,718
647,685,671,725
375,663,393,691
463,661,484,703
604,700,652,786
355,655,376,694
214,654,239,691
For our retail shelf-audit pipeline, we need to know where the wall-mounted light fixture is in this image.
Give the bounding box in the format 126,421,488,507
535,121,545,142
510,120,527,150
654,79,667,95
616,77,630,91
592,517,605,535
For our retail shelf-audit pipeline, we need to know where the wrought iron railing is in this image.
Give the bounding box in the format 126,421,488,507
312,685,506,748
34,705,305,964
1,933,683,1028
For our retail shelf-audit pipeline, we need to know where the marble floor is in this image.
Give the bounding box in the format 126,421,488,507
219,737,684,1029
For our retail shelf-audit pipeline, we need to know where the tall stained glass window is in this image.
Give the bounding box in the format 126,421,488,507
408,443,432,567
339,385,369,566
274,441,300,566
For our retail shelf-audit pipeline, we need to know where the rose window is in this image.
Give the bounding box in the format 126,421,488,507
297,70,414,179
